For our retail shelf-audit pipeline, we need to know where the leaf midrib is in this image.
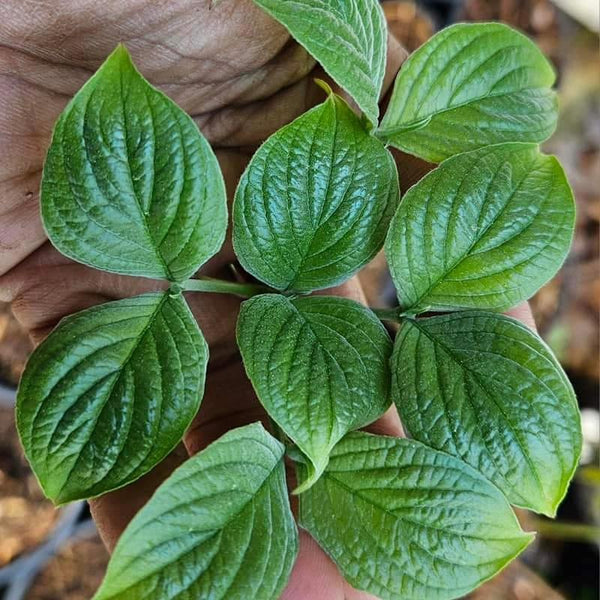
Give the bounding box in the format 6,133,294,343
116,63,173,280
54,292,169,500
400,158,541,311
323,469,522,543
410,320,549,506
286,98,344,290
378,85,550,138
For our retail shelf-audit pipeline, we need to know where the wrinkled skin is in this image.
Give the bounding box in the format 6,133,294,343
0,2,536,598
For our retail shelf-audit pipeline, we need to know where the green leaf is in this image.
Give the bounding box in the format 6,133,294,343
385,143,574,313
377,23,558,162
16,292,207,504
233,94,399,293
93,423,297,600
41,44,227,282
392,312,582,517
252,0,386,125
299,432,533,600
237,294,391,490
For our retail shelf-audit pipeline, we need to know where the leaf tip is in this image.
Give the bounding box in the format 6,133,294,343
47,482,83,507
537,489,566,519
293,455,328,495
20,459,70,507
110,42,132,63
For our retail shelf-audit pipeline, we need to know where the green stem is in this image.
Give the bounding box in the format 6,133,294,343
181,276,270,298
372,307,402,322
533,519,600,544
374,115,433,139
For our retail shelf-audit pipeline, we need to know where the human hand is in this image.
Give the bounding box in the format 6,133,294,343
0,2,536,598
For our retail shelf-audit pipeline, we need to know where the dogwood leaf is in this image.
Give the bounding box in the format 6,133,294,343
41,44,227,282
94,423,297,600
252,0,386,125
237,294,391,490
378,22,558,162
385,143,574,313
233,93,399,293
17,291,207,504
392,312,582,516
299,432,532,600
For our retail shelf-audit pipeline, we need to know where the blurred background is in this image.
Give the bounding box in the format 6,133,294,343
0,0,598,598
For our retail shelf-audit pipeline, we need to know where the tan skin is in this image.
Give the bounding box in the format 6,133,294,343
0,2,536,598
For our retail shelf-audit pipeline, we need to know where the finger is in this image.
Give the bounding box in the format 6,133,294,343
0,171,46,276
316,277,368,304
202,20,410,149
183,357,268,456
281,531,347,600
382,34,408,96
363,405,405,438
0,243,166,340
343,583,383,600
506,301,537,331
282,525,380,600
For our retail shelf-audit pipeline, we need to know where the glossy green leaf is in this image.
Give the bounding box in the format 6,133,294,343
377,23,558,162
233,93,399,293
237,294,391,489
385,143,574,313
94,423,297,600
392,312,582,517
41,44,227,282
252,0,386,125
299,432,533,600
17,292,207,504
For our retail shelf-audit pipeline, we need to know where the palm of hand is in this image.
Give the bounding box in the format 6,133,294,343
0,1,406,598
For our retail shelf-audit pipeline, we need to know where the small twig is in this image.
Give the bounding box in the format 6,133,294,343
181,276,271,298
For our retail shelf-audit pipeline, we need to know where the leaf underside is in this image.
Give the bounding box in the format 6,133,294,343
299,432,532,600
392,312,582,516
233,93,399,293
378,22,558,162
252,0,387,125
94,423,298,600
385,143,574,313
41,44,227,281
17,292,207,504
237,294,391,489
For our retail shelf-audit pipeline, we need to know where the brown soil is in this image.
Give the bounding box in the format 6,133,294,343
0,407,57,567
28,534,109,600
0,302,31,385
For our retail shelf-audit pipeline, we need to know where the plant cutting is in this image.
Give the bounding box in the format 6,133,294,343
13,0,582,598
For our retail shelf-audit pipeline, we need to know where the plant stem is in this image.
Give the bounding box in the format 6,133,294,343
374,115,433,139
372,307,401,322
181,276,270,298
532,519,600,544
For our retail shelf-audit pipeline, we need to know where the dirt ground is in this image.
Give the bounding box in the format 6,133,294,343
0,407,56,567
27,536,109,600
